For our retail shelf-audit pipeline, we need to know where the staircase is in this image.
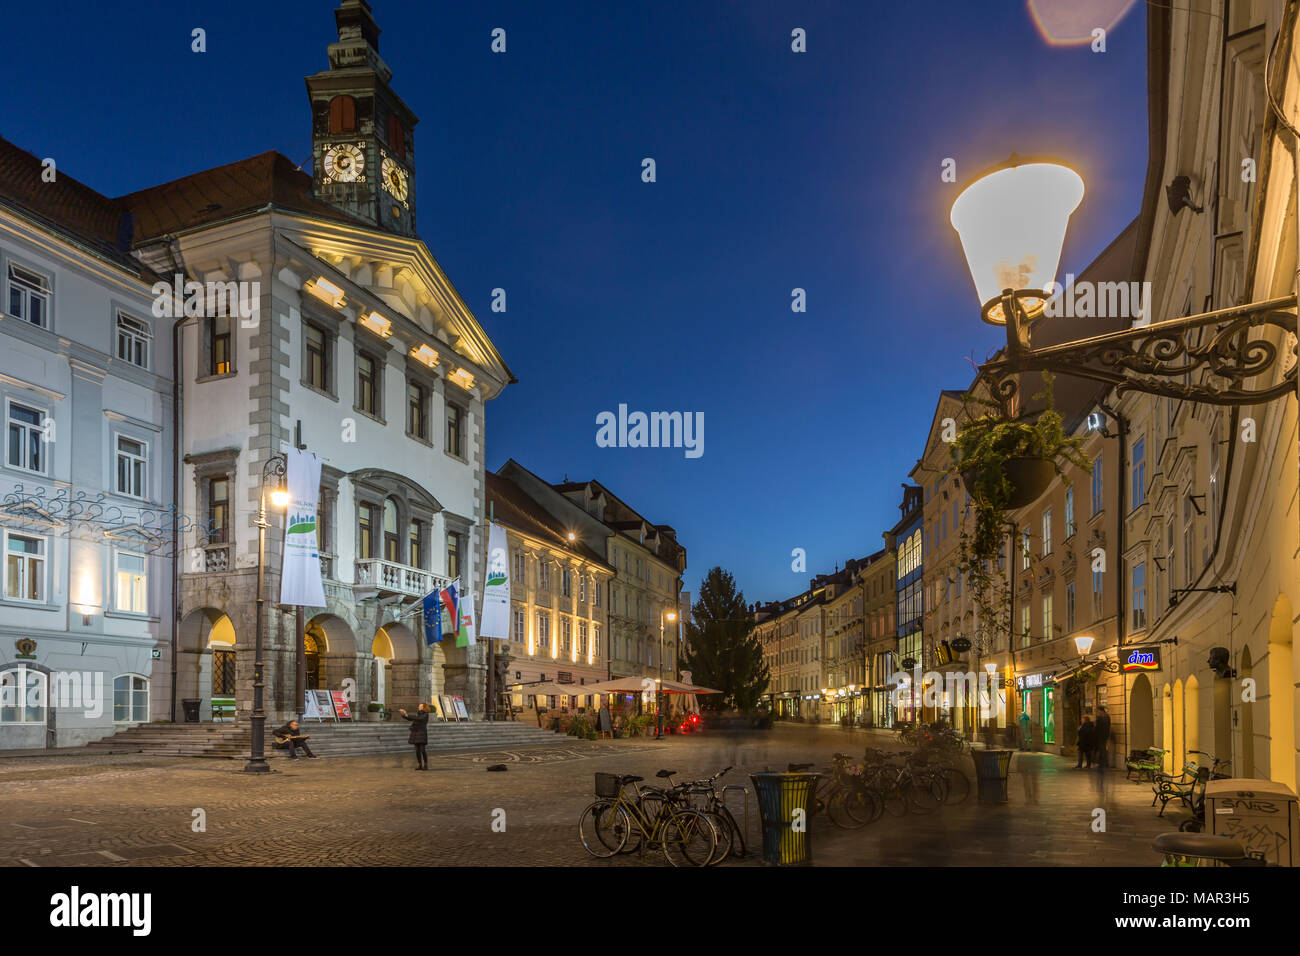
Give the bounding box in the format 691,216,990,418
84,720,560,759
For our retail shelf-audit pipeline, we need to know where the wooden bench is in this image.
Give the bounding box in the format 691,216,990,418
211,697,236,723
1126,747,1166,782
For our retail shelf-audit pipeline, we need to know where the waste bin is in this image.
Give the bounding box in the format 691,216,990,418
971,750,1013,803
1206,778,1299,866
750,772,820,865
182,698,201,723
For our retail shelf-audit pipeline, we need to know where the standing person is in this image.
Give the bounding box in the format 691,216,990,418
1093,705,1111,770
399,702,430,770
1075,715,1095,768
1017,710,1032,751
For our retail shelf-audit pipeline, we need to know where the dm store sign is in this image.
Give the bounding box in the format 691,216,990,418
1122,647,1162,673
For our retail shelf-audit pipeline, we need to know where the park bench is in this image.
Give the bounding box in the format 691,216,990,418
1126,747,1166,782
1152,763,1210,817
212,697,236,722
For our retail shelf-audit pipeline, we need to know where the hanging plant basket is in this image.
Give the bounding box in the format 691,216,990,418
961,456,1056,509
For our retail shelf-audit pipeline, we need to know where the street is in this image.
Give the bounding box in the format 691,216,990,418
0,724,1180,867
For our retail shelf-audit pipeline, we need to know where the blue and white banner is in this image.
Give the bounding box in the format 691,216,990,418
279,449,326,607
479,522,511,639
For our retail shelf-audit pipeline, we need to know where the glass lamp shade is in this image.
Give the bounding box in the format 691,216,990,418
1074,634,1095,657
270,489,291,509
950,161,1084,323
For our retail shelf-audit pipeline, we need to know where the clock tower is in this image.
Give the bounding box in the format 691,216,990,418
306,0,418,237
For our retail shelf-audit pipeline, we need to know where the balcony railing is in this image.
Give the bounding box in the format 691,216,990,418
354,557,449,598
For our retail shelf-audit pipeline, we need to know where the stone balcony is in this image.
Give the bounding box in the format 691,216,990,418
354,557,450,599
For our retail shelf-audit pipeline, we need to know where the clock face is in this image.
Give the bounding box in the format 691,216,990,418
381,156,409,202
323,143,365,183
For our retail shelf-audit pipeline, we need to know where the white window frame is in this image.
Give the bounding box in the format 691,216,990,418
1065,487,1076,538
6,398,49,475
113,673,150,723
0,667,47,724
1091,453,1104,516
114,432,148,499
1132,561,1147,631
115,311,152,369
7,262,52,328
1041,508,1053,556
113,548,148,615
4,529,47,603
1131,437,1146,507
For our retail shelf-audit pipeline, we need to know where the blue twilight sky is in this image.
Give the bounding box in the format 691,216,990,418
8,0,1147,604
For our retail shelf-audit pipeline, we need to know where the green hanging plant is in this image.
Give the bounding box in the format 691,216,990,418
950,373,1092,645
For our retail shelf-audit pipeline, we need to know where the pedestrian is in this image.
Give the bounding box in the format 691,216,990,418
272,719,317,759
1017,710,1032,751
399,702,430,770
1075,715,1094,768
1093,705,1111,770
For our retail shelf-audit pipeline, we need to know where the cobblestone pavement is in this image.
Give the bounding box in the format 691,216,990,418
0,725,1182,866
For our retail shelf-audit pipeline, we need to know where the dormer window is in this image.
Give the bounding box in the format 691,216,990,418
329,95,357,134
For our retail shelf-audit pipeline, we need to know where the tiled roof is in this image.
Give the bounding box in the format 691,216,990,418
117,150,367,241
487,472,611,569
0,136,149,276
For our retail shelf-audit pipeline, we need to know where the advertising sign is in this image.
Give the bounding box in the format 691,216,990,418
1122,646,1162,673
330,690,352,720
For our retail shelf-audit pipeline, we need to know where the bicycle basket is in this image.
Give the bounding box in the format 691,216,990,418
594,772,622,798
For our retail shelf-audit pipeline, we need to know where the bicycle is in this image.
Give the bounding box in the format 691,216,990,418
861,750,944,815
579,771,719,866
794,756,882,828
669,766,748,863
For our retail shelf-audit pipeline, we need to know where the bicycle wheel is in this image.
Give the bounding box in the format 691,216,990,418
579,800,628,858
843,785,882,826
717,804,745,858
702,809,733,864
904,776,943,814
879,784,908,817
825,788,854,829
942,768,971,804
661,808,718,867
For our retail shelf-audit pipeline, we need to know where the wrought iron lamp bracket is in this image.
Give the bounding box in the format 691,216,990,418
978,289,1298,410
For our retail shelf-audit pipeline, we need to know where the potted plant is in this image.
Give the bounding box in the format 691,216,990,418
951,372,1092,638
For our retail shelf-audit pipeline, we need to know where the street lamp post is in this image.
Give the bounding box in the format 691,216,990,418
243,453,289,774
655,610,676,739
949,155,1297,412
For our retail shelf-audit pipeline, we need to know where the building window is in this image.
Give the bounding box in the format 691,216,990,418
207,476,229,543
356,352,380,417
116,312,151,369
207,315,232,376
115,435,147,499
578,575,587,603
7,401,47,473
1066,580,1076,633
513,550,526,585
446,403,464,458
1020,604,1030,647
382,499,399,562
387,114,407,159
409,519,424,569
7,263,51,327
512,606,525,643
1092,569,1104,622
1131,437,1146,507
1182,496,1197,587
562,568,572,598
1041,508,1053,556
579,620,589,656
594,581,602,607
447,530,462,580
113,674,149,723
1020,527,1031,570
0,668,46,724
4,531,46,602
538,559,550,592
1091,453,1104,516
1041,593,1054,640
1132,562,1147,630
114,551,148,614
358,504,375,558
538,610,551,653
328,95,357,133
304,323,331,391
1064,487,1076,538
561,617,571,653
407,380,429,440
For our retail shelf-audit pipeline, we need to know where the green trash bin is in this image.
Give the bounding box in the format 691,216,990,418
971,750,1013,803
750,772,820,865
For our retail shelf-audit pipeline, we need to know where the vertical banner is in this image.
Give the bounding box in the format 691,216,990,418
479,523,511,639
422,589,442,645
458,589,477,647
279,449,326,607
